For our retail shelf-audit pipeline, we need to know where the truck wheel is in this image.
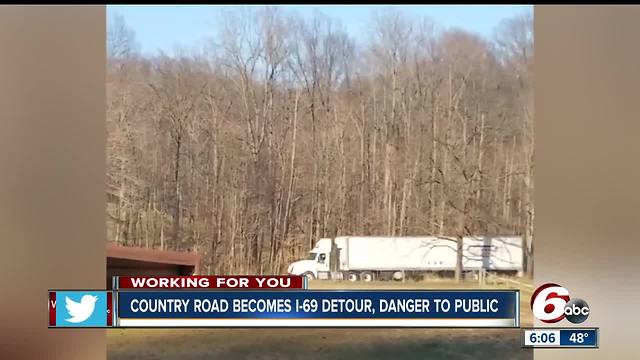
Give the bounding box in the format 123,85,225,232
303,272,315,281
361,271,374,282
392,271,404,281
347,272,359,282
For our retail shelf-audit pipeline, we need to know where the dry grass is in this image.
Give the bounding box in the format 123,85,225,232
107,279,533,360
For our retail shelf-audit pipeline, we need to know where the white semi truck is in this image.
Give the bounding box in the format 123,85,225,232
287,236,524,281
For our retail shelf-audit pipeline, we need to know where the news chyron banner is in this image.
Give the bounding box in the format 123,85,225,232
48,276,520,328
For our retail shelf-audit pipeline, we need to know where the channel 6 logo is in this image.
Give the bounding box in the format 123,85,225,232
531,283,590,324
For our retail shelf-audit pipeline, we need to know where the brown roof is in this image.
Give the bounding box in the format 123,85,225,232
106,242,202,269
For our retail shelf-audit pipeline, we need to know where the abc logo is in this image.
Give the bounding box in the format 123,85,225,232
530,283,590,324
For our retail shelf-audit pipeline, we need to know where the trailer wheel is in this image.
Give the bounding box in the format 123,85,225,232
347,272,359,282
392,271,404,281
361,271,374,282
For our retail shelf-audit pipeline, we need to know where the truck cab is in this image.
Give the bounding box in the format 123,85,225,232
287,238,333,280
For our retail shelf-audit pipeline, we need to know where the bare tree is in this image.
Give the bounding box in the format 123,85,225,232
106,8,534,277
107,13,139,61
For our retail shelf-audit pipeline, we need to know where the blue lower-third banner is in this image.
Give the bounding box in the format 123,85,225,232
116,290,520,328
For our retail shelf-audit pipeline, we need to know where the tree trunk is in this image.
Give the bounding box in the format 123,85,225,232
455,235,464,283
173,135,182,246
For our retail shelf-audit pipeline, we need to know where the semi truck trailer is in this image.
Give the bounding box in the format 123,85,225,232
287,236,524,281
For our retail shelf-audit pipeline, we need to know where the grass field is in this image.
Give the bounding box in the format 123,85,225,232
107,279,534,360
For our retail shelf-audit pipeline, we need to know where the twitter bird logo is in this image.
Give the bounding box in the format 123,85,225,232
55,291,107,327
65,295,98,323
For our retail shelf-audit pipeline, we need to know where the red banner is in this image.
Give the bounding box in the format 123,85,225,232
48,291,56,326
107,292,113,326
116,276,305,290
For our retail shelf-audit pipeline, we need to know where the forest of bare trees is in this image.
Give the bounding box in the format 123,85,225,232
106,8,534,277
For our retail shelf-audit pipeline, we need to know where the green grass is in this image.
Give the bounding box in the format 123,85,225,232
107,279,534,360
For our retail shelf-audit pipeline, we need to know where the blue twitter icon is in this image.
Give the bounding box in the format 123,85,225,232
55,291,108,327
